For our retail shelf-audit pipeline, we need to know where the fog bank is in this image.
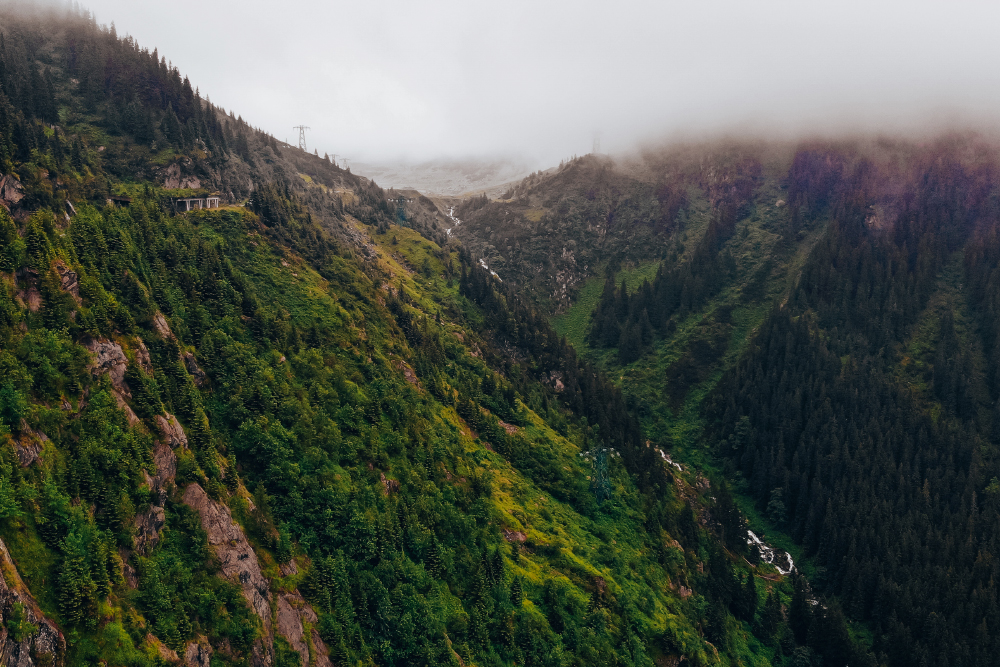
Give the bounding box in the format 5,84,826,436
61,0,1000,165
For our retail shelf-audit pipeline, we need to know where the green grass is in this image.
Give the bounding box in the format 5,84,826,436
1,516,61,621
539,172,838,602
552,260,660,350
350,220,731,662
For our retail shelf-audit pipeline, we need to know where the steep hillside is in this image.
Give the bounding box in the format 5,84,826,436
459,134,1000,667
450,143,782,314
0,1,392,243
0,4,858,667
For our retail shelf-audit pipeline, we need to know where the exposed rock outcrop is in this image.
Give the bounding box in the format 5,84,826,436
502,528,527,543
155,413,189,450
380,472,400,496
276,593,333,667
0,174,25,211
162,161,202,190
134,503,165,554
84,338,141,426
152,311,175,340
0,538,65,666
544,370,565,392
497,418,520,435
84,338,130,396
52,261,80,305
136,414,184,553
134,338,153,374
182,353,207,387
13,424,47,468
181,483,272,666
183,636,212,667
392,359,420,388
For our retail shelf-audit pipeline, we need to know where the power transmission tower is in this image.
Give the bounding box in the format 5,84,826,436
293,125,310,151
579,445,619,504
330,153,339,167
592,131,602,155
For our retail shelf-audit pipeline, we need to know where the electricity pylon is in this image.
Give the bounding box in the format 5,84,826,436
579,446,619,504
293,125,310,151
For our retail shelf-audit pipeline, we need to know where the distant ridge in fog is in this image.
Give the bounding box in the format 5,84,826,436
352,156,538,196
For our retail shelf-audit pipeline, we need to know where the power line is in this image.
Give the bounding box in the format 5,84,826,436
292,125,310,151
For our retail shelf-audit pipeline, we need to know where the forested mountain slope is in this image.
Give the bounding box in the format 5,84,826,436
0,4,863,667
450,143,771,313
456,135,1000,667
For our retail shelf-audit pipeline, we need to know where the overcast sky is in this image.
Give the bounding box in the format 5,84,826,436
79,0,1000,166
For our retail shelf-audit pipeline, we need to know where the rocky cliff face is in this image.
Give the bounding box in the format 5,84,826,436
183,637,212,667
181,483,273,666
0,540,64,667
135,415,183,553
83,338,140,426
276,593,333,667
82,333,323,666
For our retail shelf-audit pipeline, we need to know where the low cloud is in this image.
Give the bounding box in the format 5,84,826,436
78,0,1000,166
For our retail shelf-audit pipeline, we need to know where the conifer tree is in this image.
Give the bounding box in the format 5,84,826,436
757,590,781,641
510,577,523,607
425,536,443,578
58,535,98,626
789,572,812,644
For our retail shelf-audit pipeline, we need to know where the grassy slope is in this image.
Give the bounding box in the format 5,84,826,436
368,221,803,666
363,222,726,664
544,169,832,550
552,260,660,349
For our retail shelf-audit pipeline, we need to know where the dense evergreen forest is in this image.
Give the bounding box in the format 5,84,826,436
461,136,1000,667
710,142,1000,667
0,3,853,667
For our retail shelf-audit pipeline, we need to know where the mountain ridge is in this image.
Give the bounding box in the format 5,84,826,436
0,5,832,667
453,133,1000,667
